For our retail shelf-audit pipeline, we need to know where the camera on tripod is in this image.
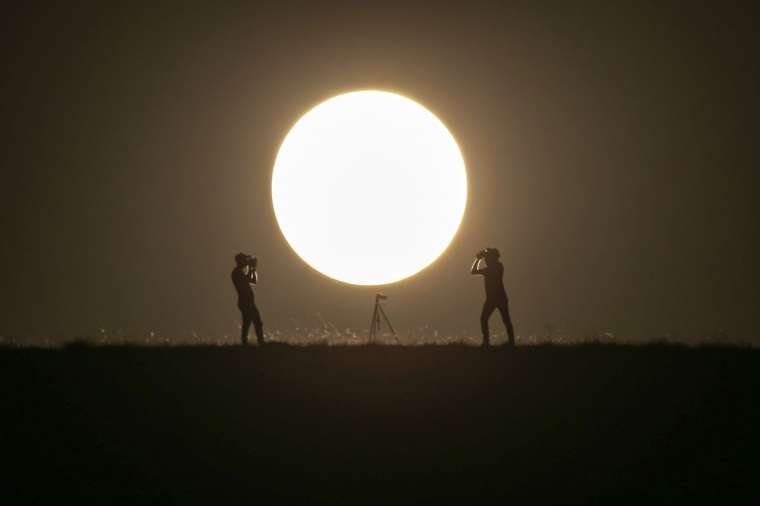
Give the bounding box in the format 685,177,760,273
369,293,397,344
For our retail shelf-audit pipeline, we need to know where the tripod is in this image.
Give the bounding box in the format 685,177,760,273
368,293,397,344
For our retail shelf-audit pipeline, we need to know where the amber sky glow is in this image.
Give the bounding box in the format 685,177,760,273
2,3,757,341
272,91,467,285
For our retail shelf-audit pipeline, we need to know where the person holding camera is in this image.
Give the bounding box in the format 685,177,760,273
231,253,264,346
471,248,515,348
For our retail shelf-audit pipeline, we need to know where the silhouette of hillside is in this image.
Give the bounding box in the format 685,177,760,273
3,344,758,504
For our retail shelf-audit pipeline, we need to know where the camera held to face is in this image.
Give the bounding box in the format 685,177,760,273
476,248,500,260
235,253,258,269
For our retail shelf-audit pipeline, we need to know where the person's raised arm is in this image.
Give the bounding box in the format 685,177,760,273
471,257,484,275
246,259,258,285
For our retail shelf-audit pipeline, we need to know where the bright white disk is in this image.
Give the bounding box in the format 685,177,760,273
271,90,467,285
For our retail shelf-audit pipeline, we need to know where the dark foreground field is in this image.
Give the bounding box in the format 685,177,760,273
2,344,758,505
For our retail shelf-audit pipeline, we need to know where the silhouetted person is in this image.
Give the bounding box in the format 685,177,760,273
471,248,515,347
231,253,264,345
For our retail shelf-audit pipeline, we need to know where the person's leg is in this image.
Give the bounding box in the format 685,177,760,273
240,308,251,346
251,304,264,345
480,300,496,347
497,300,515,347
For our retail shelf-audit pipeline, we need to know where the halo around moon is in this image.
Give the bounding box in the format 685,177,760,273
272,90,467,285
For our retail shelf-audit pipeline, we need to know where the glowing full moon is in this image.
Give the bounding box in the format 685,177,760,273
271,90,467,285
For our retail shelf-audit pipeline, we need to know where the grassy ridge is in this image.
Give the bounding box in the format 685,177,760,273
3,344,758,504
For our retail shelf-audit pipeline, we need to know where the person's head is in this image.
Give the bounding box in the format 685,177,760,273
235,253,247,267
484,247,500,265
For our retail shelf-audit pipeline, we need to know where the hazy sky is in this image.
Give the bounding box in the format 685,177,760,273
2,2,758,342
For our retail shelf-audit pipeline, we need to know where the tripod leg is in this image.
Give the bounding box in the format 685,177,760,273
369,303,379,343
378,305,397,342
